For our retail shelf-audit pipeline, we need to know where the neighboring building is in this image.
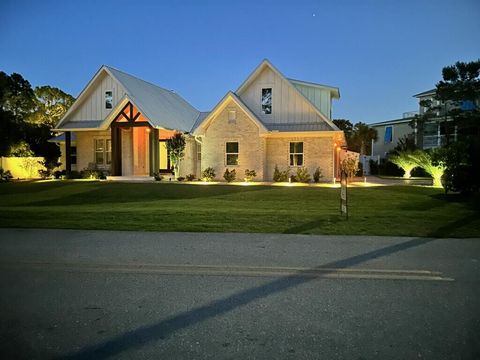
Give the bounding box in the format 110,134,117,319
53,59,346,181
370,88,479,158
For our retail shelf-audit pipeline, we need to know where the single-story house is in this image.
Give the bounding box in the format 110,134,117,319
53,59,346,181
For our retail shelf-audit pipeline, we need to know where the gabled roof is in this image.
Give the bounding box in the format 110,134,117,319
55,65,199,132
235,59,339,131
413,88,436,98
192,91,268,135
288,78,340,99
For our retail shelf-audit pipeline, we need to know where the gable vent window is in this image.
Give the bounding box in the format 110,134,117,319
228,110,236,123
105,91,113,109
261,88,272,114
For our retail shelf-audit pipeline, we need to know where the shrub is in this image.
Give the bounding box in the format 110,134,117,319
223,168,236,182
369,160,379,175
408,150,445,187
340,157,359,178
295,167,311,183
313,167,323,183
202,167,216,182
53,170,66,179
0,168,13,182
273,165,289,182
37,159,61,180
65,170,81,179
388,151,417,178
176,176,185,182
153,172,163,181
80,169,106,180
244,169,256,182
186,174,195,181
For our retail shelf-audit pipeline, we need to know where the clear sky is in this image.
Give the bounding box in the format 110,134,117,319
1,0,479,123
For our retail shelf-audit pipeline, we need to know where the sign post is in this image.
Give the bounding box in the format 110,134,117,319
340,169,348,219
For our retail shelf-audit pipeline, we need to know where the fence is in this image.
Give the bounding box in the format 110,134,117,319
0,157,45,179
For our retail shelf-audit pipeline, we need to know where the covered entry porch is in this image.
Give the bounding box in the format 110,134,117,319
109,101,172,177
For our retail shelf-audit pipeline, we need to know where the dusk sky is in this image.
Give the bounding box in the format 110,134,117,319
1,0,479,123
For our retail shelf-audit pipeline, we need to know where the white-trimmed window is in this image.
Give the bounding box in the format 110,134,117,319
289,142,303,166
261,88,272,114
95,139,105,165
197,143,202,161
226,142,239,165
94,139,112,165
105,91,113,109
228,109,236,123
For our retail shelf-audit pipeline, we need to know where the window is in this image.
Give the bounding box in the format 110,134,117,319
106,139,112,164
197,143,202,161
289,142,303,166
105,91,113,109
95,139,105,165
261,88,272,114
228,110,236,123
384,126,393,144
226,142,239,165
71,146,77,165
94,138,111,165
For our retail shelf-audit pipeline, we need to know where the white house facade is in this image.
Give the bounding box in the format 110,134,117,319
53,59,346,181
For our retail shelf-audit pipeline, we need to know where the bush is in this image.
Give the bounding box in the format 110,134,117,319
186,174,195,181
340,157,359,178
223,168,236,182
153,172,163,181
176,176,185,182
202,167,216,182
37,159,61,180
273,165,289,182
356,162,364,177
80,169,106,180
388,151,417,178
442,164,476,194
244,169,256,182
295,167,311,183
0,168,13,182
53,170,66,179
377,160,403,176
313,167,323,183
369,160,379,175
65,170,81,179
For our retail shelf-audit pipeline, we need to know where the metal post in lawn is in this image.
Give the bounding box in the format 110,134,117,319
340,170,348,220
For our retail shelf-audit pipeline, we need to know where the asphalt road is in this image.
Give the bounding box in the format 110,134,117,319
0,229,479,360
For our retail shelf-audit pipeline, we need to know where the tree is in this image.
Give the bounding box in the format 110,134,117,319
333,119,354,143
0,71,35,156
409,150,446,187
166,132,186,177
26,86,75,162
388,151,417,179
349,122,378,155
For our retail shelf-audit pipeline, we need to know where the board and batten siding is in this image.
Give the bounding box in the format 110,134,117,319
68,72,127,121
238,67,326,125
291,83,331,119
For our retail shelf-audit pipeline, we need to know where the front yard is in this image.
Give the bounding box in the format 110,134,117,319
0,181,478,237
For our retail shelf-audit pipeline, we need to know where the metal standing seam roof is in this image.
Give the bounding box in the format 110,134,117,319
105,66,200,132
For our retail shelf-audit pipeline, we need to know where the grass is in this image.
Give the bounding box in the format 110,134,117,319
0,181,479,237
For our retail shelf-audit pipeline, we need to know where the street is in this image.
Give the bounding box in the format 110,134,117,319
0,229,479,359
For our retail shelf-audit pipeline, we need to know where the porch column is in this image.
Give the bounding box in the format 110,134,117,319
111,126,122,176
149,128,159,176
65,131,71,174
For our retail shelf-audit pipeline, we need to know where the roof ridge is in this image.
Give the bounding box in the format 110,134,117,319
104,65,175,95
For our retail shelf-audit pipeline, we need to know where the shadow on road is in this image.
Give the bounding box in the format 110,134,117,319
58,236,439,360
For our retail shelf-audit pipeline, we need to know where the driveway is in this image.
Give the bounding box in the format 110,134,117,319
0,229,479,359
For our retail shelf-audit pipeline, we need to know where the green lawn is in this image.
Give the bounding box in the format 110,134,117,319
0,181,479,237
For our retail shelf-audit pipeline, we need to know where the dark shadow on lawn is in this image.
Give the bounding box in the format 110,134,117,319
56,233,449,360
23,182,272,207
282,216,341,234
0,181,81,196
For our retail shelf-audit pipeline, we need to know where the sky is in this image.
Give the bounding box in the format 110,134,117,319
0,0,479,124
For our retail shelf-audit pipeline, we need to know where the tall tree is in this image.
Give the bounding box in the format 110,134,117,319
26,86,75,162
350,122,378,155
0,72,35,156
333,118,354,147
